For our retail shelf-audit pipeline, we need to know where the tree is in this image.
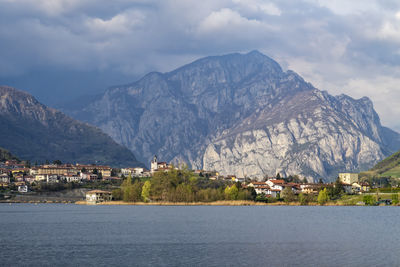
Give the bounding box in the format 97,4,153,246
24,160,31,168
282,187,296,203
224,184,238,200
276,173,281,179
392,193,399,205
334,177,344,197
141,180,151,202
130,181,143,202
363,195,375,206
122,174,133,202
173,184,193,202
256,193,267,203
53,160,62,165
317,188,329,205
299,193,308,205
375,188,380,202
112,188,123,200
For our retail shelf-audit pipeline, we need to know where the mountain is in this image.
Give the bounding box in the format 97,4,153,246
361,150,400,178
0,86,142,167
63,51,400,181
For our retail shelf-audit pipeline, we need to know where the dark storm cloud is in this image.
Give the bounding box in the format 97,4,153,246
0,0,400,130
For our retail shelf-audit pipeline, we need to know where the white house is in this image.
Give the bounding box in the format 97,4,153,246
46,175,59,183
63,174,82,183
18,185,28,193
0,173,10,183
339,173,359,184
254,185,280,198
266,179,286,190
86,190,112,204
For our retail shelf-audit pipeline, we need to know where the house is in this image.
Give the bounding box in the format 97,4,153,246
23,175,35,184
254,185,280,197
14,175,24,182
122,167,147,177
351,182,370,194
0,173,10,183
63,174,82,183
35,174,48,181
301,184,323,194
75,164,111,176
46,175,59,183
266,179,286,190
80,172,98,180
341,183,353,194
86,190,112,204
37,165,74,176
339,173,359,184
29,167,39,175
18,185,28,193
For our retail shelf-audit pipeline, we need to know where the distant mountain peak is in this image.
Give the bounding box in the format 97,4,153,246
63,52,400,180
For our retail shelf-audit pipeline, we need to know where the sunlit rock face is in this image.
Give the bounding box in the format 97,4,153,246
66,51,400,181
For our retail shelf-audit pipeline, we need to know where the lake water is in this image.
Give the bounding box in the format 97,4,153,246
1,204,399,266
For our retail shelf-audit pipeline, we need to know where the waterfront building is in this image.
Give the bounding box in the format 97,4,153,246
85,190,112,204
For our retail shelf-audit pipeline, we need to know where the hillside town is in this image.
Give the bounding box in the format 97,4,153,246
0,154,376,203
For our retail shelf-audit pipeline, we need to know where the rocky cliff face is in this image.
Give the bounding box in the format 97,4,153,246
64,51,400,180
0,86,142,167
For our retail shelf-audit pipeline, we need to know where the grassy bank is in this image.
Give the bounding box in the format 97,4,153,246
75,200,363,206
76,200,268,206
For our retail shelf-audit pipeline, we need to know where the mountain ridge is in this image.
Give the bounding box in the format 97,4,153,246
62,51,400,180
0,85,143,167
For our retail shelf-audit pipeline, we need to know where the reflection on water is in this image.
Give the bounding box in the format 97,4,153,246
0,204,399,266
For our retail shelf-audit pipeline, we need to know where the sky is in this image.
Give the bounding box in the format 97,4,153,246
1,0,400,131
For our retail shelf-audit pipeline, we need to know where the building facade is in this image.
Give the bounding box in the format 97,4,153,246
339,173,359,184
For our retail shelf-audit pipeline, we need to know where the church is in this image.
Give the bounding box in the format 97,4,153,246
150,155,169,173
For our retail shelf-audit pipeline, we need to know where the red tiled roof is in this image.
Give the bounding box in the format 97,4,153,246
269,179,285,184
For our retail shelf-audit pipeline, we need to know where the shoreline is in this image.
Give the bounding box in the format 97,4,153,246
1,200,396,206
74,200,366,206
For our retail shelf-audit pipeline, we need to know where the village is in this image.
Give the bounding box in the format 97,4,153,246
0,155,380,204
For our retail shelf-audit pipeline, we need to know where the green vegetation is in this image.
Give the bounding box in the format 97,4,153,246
371,150,400,175
360,150,400,183
363,195,375,206
317,188,329,205
282,187,296,203
141,180,151,202
392,193,399,205
115,168,255,203
30,179,122,193
0,147,19,162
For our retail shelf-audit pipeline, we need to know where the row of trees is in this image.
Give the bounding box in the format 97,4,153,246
113,168,256,202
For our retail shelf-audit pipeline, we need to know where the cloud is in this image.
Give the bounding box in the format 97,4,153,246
232,0,282,16
0,0,400,132
85,9,145,35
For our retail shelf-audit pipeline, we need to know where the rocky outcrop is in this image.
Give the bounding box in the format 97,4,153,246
64,51,400,181
203,90,387,180
0,86,142,167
